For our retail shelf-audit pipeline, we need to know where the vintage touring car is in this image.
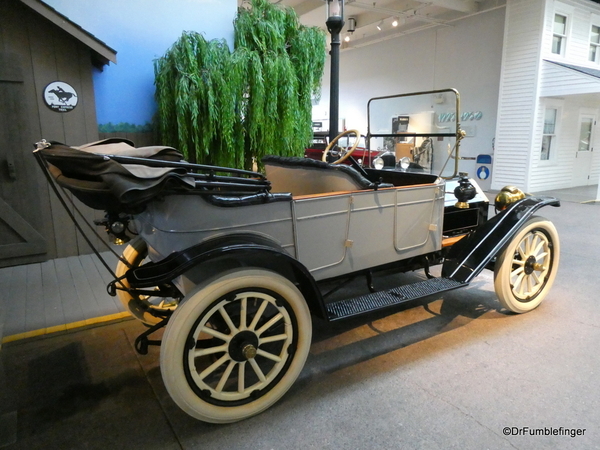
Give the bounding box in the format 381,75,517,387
34,89,560,423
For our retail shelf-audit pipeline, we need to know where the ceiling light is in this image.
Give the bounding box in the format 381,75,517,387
377,20,383,31
392,17,398,27
344,34,351,42
348,17,356,33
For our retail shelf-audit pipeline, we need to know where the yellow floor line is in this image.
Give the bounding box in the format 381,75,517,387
1,311,132,345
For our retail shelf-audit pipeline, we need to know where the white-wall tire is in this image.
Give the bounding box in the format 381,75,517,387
115,238,178,325
494,216,560,313
160,268,312,423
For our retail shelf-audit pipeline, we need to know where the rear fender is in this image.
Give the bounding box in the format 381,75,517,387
442,196,560,283
126,234,326,318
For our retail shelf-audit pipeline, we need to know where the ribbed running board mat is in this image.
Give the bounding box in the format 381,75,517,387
325,278,467,321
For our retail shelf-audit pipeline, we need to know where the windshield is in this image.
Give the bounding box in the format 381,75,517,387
366,89,463,178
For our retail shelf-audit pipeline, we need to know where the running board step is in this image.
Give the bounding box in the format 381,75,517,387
325,277,467,321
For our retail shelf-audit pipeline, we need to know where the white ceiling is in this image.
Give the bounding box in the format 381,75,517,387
265,0,507,49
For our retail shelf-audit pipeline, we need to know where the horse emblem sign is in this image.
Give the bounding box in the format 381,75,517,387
43,81,78,112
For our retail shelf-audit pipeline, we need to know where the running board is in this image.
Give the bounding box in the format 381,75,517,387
325,277,467,321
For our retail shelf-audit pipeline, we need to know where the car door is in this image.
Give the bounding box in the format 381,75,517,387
293,194,351,277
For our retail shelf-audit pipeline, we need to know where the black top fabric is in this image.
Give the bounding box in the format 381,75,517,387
39,143,276,213
40,144,194,213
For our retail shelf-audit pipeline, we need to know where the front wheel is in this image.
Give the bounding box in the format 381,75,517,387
160,268,312,423
494,216,560,313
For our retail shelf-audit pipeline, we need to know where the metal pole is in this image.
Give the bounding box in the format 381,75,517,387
326,14,344,143
328,30,341,141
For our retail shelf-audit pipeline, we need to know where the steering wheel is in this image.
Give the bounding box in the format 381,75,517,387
322,129,361,164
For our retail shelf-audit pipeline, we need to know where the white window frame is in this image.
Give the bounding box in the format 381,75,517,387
590,15,600,64
590,25,600,63
577,114,595,153
540,104,561,164
550,3,574,58
552,13,568,56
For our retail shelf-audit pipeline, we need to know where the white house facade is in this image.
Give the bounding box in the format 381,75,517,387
492,0,600,191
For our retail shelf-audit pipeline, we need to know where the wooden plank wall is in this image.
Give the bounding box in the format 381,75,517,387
0,3,49,267
0,55,47,260
0,0,108,266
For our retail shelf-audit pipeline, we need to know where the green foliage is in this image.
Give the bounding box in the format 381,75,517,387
98,122,153,133
154,0,326,168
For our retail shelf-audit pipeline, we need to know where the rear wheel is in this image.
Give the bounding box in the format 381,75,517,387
160,268,312,423
494,216,560,313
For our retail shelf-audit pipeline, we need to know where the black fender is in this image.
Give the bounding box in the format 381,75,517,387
442,196,560,283
126,233,327,319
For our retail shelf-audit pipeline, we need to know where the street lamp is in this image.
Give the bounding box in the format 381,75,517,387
326,0,344,142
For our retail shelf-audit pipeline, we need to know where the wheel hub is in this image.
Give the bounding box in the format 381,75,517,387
524,255,538,275
242,344,257,360
228,330,259,362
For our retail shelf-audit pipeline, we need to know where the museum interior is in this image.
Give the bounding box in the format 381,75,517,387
1,0,600,448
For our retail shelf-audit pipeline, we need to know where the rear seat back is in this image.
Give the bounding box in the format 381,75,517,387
263,155,385,196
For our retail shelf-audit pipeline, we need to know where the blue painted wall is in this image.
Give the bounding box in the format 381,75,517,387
44,0,236,129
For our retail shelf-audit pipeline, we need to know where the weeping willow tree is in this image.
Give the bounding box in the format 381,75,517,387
154,0,326,168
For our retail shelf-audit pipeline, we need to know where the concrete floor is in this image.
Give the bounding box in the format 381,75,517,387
535,184,599,204
1,187,599,449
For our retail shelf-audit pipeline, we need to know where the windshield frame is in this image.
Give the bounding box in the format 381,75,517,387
366,88,464,178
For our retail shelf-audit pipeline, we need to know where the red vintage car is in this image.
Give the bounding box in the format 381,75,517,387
305,130,426,172
304,131,385,167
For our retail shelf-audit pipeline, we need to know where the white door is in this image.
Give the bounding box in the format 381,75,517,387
572,115,595,186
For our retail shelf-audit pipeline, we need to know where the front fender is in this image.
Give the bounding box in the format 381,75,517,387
442,196,560,283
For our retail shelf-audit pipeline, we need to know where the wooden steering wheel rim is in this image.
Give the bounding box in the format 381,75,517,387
322,129,361,164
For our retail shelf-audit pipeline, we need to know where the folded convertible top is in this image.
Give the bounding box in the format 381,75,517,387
34,140,274,213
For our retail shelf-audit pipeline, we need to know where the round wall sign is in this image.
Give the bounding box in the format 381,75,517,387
43,81,78,112
477,165,490,180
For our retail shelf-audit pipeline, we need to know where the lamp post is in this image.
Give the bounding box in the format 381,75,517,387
326,0,344,142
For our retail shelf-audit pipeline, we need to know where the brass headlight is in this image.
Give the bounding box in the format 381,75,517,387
495,186,526,211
